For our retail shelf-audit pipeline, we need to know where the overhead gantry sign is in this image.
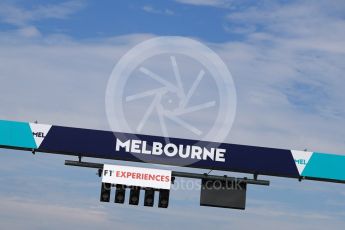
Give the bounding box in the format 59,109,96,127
0,119,344,209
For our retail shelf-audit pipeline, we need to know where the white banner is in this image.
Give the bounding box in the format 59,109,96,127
102,164,172,190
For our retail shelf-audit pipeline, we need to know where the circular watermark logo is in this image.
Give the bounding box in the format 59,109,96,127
105,36,236,166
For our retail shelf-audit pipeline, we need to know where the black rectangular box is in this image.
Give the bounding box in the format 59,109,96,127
200,179,247,210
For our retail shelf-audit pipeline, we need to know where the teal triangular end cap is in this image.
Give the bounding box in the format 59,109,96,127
0,120,37,149
302,152,345,181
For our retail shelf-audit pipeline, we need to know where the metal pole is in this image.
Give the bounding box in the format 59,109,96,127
65,160,270,186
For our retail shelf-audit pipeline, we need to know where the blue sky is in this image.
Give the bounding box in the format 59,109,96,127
0,0,244,42
0,0,345,229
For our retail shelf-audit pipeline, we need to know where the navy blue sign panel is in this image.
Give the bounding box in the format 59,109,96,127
40,126,299,178
1,120,345,183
